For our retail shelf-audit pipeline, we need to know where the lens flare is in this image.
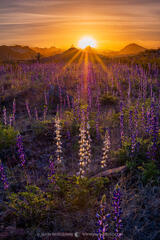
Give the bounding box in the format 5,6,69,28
78,36,97,49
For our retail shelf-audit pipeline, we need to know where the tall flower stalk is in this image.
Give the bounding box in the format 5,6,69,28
34,107,39,121
43,91,48,121
101,129,111,169
113,185,123,240
9,114,13,127
48,155,55,183
55,116,63,168
96,194,110,240
78,117,91,177
0,160,9,190
16,134,26,167
86,122,92,165
25,99,31,120
12,98,16,122
120,102,124,145
3,106,7,126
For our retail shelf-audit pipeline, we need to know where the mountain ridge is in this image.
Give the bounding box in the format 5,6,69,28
118,43,146,55
0,43,149,62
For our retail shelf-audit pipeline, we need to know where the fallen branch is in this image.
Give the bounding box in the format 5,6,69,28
91,165,127,178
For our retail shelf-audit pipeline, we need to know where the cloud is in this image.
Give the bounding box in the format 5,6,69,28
0,0,159,47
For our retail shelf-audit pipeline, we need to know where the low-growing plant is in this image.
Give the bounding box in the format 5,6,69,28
0,124,18,150
8,185,53,227
100,94,118,106
31,120,53,136
48,174,109,211
114,138,150,168
141,161,160,184
107,113,120,128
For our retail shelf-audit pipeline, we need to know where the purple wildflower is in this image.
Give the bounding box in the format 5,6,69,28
48,156,55,183
67,129,71,140
0,160,9,190
25,100,31,120
9,115,13,127
12,98,16,122
96,194,110,240
34,107,39,121
43,91,48,121
16,134,25,167
3,107,7,126
67,94,71,108
113,185,123,240
129,110,133,138
120,102,124,144
150,114,159,161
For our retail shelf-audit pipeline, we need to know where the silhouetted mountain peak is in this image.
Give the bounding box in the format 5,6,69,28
119,43,146,55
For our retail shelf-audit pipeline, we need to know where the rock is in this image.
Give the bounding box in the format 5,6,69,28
91,165,127,178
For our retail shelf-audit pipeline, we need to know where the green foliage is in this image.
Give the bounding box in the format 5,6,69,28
31,120,52,136
8,185,52,227
115,138,149,168
72,141,79,151
107,113,120,127
101,194,106,205
100,94,118,106
64,110,75,123
141,161,160,184
70,120,80,136
0,124,18,150
80,104,88,111
48,174,109,211
113,148,129,166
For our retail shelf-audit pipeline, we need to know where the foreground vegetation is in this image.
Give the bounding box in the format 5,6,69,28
0,55,160,239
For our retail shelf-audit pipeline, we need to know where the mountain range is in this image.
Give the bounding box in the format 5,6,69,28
0,45,62,62
0,43,151,62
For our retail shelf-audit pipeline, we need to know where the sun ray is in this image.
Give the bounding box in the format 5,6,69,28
77,50,85,68
82,50,89,102
62,49,82,71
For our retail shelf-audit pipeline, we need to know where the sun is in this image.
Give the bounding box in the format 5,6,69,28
78,36,97,49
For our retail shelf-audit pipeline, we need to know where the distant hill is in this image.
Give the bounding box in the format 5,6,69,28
0,43,149,63
98,49,115,56
31,46,63,57
0,45,37,61
0,45,63,62
42,46,105,63
118,43,146,55
43,47,82,63
43,46,113,64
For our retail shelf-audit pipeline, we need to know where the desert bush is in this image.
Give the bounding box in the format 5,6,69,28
8,185,52,227
100,94,118,106
48,174,109,211
107,113,120,127
31,120,53,136
140,161,160,184
114,138,150,168
0,124,18,150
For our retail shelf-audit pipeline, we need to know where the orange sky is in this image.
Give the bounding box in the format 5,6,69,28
0,0,160,50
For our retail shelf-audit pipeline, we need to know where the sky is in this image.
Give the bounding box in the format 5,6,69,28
0,0,160,50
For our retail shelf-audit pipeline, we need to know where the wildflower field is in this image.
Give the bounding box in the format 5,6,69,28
0,55,160,240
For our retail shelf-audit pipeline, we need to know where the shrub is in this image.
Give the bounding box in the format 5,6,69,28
0,124,18,150
100,94,118,106
114,138,150,169
141,161,160,184
107,113,120,127
31,120,53,136
70,120,79,136
8,185,52,227
48,174,109,211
